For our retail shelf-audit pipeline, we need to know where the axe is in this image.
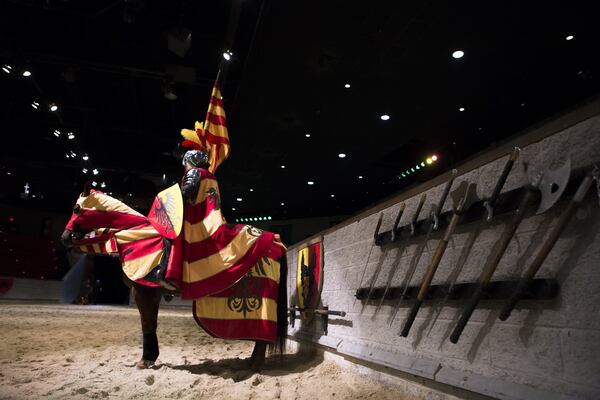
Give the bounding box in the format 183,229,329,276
449,157,571,343
499,166,599,321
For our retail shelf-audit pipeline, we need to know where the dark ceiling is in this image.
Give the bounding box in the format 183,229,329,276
1,0,599,222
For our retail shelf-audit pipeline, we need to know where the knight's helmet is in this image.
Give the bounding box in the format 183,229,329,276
180,121,210,169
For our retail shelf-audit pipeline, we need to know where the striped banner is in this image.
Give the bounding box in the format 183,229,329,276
203,83,230,174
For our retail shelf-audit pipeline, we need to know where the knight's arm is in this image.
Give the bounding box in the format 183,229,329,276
181,168,201,201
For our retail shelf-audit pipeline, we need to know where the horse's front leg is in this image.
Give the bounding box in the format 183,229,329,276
132,283,162,369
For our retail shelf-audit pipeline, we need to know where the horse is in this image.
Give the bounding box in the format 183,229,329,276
60,183,288,370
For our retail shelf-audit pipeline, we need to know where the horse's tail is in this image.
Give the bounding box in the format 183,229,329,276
271,251,288,356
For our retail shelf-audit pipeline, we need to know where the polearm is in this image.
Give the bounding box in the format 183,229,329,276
361,208,404,310
375,195,425,315
426,147,521,335
355,213,384,307
498,166,599,321
449,158,571,343
400,181,479,337
389,169,457,325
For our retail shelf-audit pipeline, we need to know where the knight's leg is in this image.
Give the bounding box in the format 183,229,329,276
249,341,268,371
133,283,161,368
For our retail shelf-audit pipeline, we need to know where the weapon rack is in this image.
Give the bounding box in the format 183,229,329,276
373,165,591,247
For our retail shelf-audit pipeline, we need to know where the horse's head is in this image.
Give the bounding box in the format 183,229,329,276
61,182,147,247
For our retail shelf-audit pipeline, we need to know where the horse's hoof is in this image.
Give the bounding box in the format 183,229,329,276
136,359,155,369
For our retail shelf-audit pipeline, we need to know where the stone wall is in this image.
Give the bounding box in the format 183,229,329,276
286,98,600,400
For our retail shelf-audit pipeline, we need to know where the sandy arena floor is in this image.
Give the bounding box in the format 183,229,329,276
0,303,416,400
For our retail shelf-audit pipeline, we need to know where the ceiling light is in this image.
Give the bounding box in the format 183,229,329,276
236,197,242,202
452,50,464,59
344,83,351,88
82,168,88,174
305,133,311,138
92,169,99,175
232,207,236,211
2,65,12,74
338,153,346,158
281,202,285,206
358,175,363,179
22,70,31,77
65,153,71,159
82,154,89,161
223,50,233,61
307,181,314,185
416,165,420,170
92,181,98,187
459,107,465,112
421,162,425,167
259,217,263,221
426,157,432,164
249,188,254,192
69,151,76,158
53,130,61,137
67,132,75,140
31,101,39,109
268,216,272,220
411,168,415,172
331,194,335,198
432,155,438,161
565,35,574,41
49,103,58,112
100,182,106,188
280,165,285,169
380,114,390,121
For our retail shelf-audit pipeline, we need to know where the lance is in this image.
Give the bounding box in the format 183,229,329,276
449,157,571,343
374,195,425,315
361,207,405,311
355,213,384,307
426,147,521,335
389,169,458,325
498,166,599,321
400,181,479,337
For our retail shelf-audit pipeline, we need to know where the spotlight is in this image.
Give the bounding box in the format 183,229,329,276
249,188,254,192
268,216,272,220
49,103,58,112
92,181,98,187
31,101,40,110
452,50,464,59
411,168,415,172
566,35,574,41
307,181,314,185
338,153,346,158
416,165,420,170
22,70,32,77
380,114,390,121
236,197,242,202
53,130,61,137
232,207,236,211
331,194,335,197
67,132,75,140
69,151,76,158
432,155,438,161
459,107,465,112
2,65,12,74
344,83,351,88
281,202,285,206
358,175,363,179
280,165,285,169
82,154,89,161
65,153,71,159
426,158,432,164
421,162,425,167
223,50,233,61
305,133,311,138
92,169,99,175
100,182,106,188
82,168,88,174
401,173,406,177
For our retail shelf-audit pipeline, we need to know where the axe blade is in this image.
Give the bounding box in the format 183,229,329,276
536,157,571,215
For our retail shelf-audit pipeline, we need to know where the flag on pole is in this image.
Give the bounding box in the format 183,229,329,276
180,78,231,174
203,82,230,173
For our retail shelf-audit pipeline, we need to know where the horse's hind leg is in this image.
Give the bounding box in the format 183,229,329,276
249,341,267,371
132,283,162,368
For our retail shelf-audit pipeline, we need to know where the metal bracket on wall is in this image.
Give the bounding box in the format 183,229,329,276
355,278,559,304
288,306,347,335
